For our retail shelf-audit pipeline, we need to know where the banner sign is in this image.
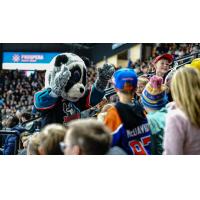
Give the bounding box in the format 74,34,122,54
3,52,59,70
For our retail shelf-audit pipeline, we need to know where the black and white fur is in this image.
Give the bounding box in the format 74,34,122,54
45,53,87,102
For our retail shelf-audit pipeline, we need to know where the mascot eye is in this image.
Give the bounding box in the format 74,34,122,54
73,70,81,82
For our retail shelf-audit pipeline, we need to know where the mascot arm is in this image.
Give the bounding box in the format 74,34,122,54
89,84,106,107
85,63,114,107
34,88,58,110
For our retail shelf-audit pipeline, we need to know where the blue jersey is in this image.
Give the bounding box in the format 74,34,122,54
104,102,151,155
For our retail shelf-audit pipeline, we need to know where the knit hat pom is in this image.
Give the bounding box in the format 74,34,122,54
141,75,168,110
150,76,163,89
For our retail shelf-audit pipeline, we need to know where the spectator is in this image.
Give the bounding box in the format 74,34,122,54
185,58,200,71
0,70,45,120
61,118,111,155
141,76,168,155
163,67,200,155
97,103,115,122
38,124,67,155
27,133,40,155
104,68,151,155
163,69,177,102
21,111,32,123
0,115,26,155
152,54,173,78
135,75,149,105
140,64,149,76
16,110,22,124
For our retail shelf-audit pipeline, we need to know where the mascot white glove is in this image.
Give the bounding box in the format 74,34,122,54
50,66,71,97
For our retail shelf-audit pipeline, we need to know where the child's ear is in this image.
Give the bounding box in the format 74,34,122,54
71,145,81,155
38,146,46,155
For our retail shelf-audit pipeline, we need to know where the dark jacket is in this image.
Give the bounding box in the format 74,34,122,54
3,126,26,155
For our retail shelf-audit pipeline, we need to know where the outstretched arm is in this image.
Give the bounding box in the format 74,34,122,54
89,64,115,106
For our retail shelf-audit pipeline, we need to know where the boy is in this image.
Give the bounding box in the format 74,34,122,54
38,124,67,155
152,54,173,78
104,68,151,155
61,118,111,155
135,75,149,105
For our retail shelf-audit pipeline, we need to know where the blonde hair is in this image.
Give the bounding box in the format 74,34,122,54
171,67,200,128
39,124,67,155
27,133,40,155
138,76,149,85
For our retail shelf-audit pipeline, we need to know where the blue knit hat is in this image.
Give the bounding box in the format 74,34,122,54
112,68,138,92
141,75,168,110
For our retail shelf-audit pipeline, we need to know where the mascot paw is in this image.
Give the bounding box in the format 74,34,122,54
51,66,71,96
98,63,115,81
95,63,115,92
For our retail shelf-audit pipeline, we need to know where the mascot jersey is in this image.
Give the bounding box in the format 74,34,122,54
34,85,105,127
104,102,151,155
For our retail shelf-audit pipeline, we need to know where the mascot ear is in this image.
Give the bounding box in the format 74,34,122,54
55,55,69,67
81,56,90,68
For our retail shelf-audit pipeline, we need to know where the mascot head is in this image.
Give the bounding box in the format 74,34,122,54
46,53,88,102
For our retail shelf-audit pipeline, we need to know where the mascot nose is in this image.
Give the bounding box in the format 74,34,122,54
80,87,84,93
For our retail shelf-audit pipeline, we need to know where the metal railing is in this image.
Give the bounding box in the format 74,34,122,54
173,51,200,69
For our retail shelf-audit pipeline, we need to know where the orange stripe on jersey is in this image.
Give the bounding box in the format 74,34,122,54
104,106,122,133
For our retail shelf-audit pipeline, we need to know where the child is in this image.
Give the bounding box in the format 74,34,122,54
104,68,151,155
141,75,168,155
163,68,176,102
135,75,149,105
97,103,115,122
27,133,40,155
185,58,200,71
152,54,173,78
62,118,111,155
163,67,200,154
38,124,67,155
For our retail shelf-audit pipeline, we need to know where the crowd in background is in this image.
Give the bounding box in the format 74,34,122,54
0,70,45,121
0,43,200,155
128,43,200,76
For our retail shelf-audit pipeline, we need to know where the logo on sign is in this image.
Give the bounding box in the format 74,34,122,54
12,54,20,62
21,55,44,63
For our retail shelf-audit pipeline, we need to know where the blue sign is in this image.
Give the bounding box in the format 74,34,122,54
3,52,59,64
2,52,60,70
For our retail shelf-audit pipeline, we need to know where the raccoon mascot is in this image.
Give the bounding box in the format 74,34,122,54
34,53,115,127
